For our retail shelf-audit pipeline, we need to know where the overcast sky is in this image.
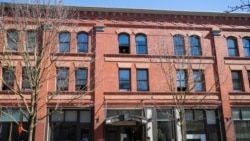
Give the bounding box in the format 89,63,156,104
0,0,244,12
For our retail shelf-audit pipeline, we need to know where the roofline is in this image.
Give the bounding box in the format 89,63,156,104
1,2,250,17
69,5,250,17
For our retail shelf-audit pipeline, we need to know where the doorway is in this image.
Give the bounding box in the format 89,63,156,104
105,125,145,141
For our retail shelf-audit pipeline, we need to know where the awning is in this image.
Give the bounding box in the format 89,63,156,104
105,114,147,125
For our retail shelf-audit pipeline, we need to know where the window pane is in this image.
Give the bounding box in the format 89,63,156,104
190,36,201,56
174,35,184,55
80,111,91,123
7,30,18,51
193,70,204,91
157,121,174,141
136,35,147,54
26,31,37,52
51,123,77,141
234,121,250,141
75,69,87,91
177,70,186,89
157,109,172,120
77,33,88,53
242,109,250,120
232,109,240,120
227,38,238,56
65,111,77,121
206,110,216,125
243,38,250,56
231,71,242,91
59,32,70,53
119,70,130,80
2,68,15,90
51,112,64,122
119,34,129,45
57,68,69,90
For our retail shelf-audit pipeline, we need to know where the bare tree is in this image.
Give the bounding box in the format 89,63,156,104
0,1,93,141
150,32,226,141
227,0,250,12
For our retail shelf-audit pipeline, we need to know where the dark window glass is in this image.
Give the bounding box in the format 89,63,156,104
193,70,204,92
22,67,35,90
231,71,243,91
190,36,201,56
174,35,185,55
137,69,149,91
119,69,130,91
232,108,250,141
227,37,238,56
59,32,70,53
136,34,147,54
77,32,88,53
26,30,37,52
157,109,175,141
118,33,130,54
2,68,15,90
176,70,187,91
185,110,220,141
243,38,250,57
75,68,87,91
7,30,18,51
57,68,69,91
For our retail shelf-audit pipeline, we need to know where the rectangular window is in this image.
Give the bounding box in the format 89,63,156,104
137,69,149,91
193,70,204,92
7,30,18,51
157,109,175,141
57,68,69,91
75,68,87,91
119,69,131,91
2,68,15,90
231,71,243,91
26,31,37,52
176,70,187,91
232,108,250,141
59,32,70,53
22,67,34,90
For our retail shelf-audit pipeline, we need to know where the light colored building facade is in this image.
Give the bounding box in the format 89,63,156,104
0,3,250,141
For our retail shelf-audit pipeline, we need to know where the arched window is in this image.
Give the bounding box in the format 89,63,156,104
7,29,19,51
227,37,238,57
173,35,185,55
59,32,70,53
136,34,147,54
77,32,88,53
118,33,130,54
243,37,250,57
190,35,201,56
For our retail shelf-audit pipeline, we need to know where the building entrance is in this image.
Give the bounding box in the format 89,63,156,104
105,124,145,141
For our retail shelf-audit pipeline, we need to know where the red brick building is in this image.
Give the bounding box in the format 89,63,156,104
0,3,250,141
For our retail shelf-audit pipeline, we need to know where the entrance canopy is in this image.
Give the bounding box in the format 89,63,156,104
105,114,147,125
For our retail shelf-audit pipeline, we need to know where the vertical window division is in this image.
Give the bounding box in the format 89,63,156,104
7,29,19,51
26,30,37,52
75,68,88,91
119,69,131,91
176,70,187,91
231,71,243,91
243,37,250,57
118,33,130,54
22,67,35,90
193,70,204,92
137,69,149,91
227,37,238,57
59,32,70,53
136,34,147,54
57,68,69,91
77,32,88,53
174,34,185,55
190,35,201,56
2,68,15,90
